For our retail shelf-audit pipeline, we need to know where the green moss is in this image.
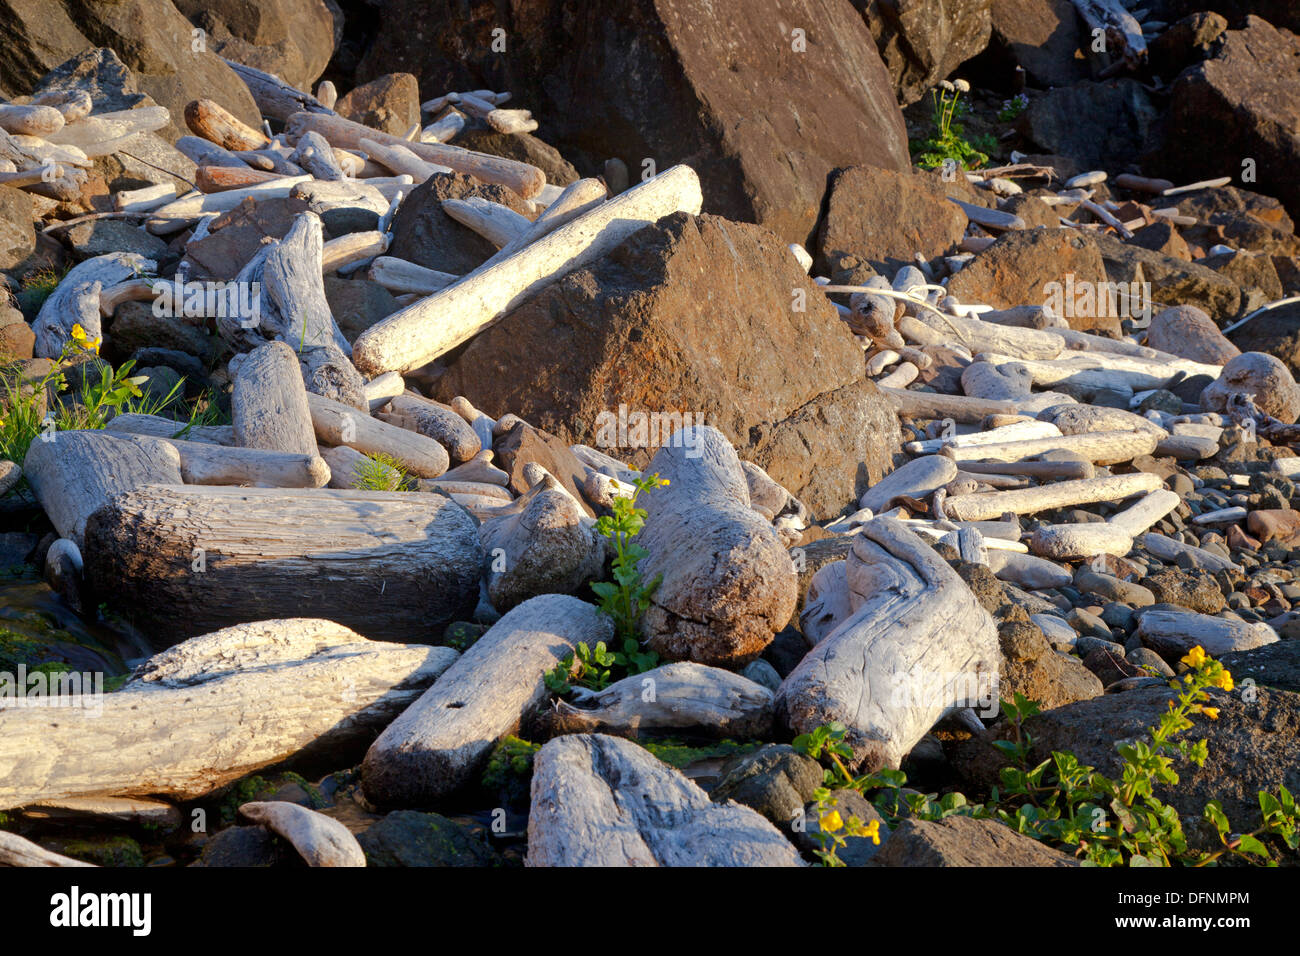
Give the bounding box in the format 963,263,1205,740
636,737,760,769
482,736,541,791
60,835,145,868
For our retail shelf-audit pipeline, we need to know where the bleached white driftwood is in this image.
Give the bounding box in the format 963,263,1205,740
776,518,999,771
881,387,1017,424
352,164,703,374
362,594,613,806
905,419,1062,454
0,831,94,867
32,252,154,357
944,472,1162,521
359,137,450,181
289,130,345,181
237,802,366,867
442,196,531,247
307,392,449,477
321,230,389,273
147,177,312,233
105,413,234,445
941,429,1159,466
1030,489,1180,558
231,341,320,456
368,256,458,295
383,393,481,461
0,619,458,810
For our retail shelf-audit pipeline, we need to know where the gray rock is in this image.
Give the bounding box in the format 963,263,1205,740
859,455,957,513
711,743,824,827
357,810,502,867
797,789,889,866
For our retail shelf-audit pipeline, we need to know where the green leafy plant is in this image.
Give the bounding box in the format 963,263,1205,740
481,735,541,792
544,639,619,694
589,473,667,672
351,451,413,491
998,93,1029,122
910,79,995,171
17,265,69,314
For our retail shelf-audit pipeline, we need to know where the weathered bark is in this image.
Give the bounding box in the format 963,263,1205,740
83,486,482,646
351,164,703,374
0,619,458,810
941,429,1159,466
287,111,545,198
945,472,1163,522
636,426,797,667
194,164,285,192
776,518,1000,771
231,341,320,456
23,431,182,547
383,393,481,461
222,59,336,123
308,392,449,477
105,413,234,445
32,252,154,357
362,594,613,806
526,733,803,867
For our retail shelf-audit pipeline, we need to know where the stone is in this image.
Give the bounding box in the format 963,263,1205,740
1146,305,1239,366
1205,251,1283,305
710,743,823,826
998,620,1103,709
387,172,531,276
818,164,967,276
1020,80,1159,174
0,185,35,275
946,228,1116,335
1231,302,1300,379
741,659,782,693
1127,646,1175,678
1141,569,1226,614
494,422,595,518
93,132,197,195
192,825,287,867
64,220,169,263
455,127,579,187
1247,509,1300,547
1129,221,1191,261
1082,644,1144,686
104,301,216,366
434,213,901,519
336,72,421,137
324,277,399,344
859,455,956,513
870,815,1077,866
1074,570,1155,607
1092,234,1244,325
1148,11,1229,80
172,0,339,91
1218,640,1300,695
182,196,315,282
357,0,909,244
859,0,992,106
357,810,502,867
1160,17,1300,222
980,0,1088,89
1201,352,1300,424
0,307,34,362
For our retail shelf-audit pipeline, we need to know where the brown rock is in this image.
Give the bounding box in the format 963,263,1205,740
1247,508,1300,546
858,0,992,106
1093,233,1244,325
1231,301,1300,379
998,620,1103,709
1129,221,1191,261
0,185,35,275
434,212,901,519
870,815,1077,867
172,0,339,92
1148,11,1228,79
336,72,421,137
494,423,595,518
356,0,909,245
1141,569,1226,614
1146,305,1239,365
1081,645,1143,686
387,172,531,276
818,164,967,276
455,128,579,187
1201,352,1300,424
182,196,315,281
0,306,34,361
982,0,1088,89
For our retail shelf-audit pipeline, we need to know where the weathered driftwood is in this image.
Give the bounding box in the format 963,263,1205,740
982,352,1221,392
442,196,530,247
480,474,605,612
321,230,389,273
175,134,250,170
1138,532,1240,572
958,458,1095,480
184,98,269,151
1030,489,1180,559
636,426,797,667
367,256,458,295
1137,608,1277,658
0,619,458,810
383,393,481,461
23,431,181,547
163,437,330,488
486,178,607,265
944,472,1162,522
0,162,64,188
237,802,366,867
485,108,537,135
28,88,92,122
800,560,853,646
114,182,177,213
319,443,392,489
547,662,773,739
362,594,612,806
232,341,320,456
105,413,234,445
147,176,312,233
32,252,154,357
289,130,345,181
1039,403,1165,437
287,111,545,198
352,164,703,374
84,486,482,645
308,392,449,477
881,387,1017,424
194,164,285,192
906,419,1061,454
223,59,336,123
776,518,999,771
985,550,1072,589
0,831,94,867
1155,434,1218,460
913,310,1064,360
860,455,957,512
1072,0,1147,70
442,450,509,487
526,733,802,866
941,429,1159,466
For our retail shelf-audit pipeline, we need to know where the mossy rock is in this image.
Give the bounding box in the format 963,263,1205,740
48,835,145,867
0,608,125,676
358,811,504,867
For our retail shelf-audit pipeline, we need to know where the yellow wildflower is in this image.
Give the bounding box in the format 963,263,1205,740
1214,669,1234,692
863,819,882,845
1181,646,1207,669
821,810,843,833
1201,707,1220,720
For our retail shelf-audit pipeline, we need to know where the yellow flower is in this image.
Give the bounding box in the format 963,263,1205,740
1214,669,1234,692
1181,646,1207,669
1201,707,1220,720
70,323,87,341
863,819,882,845
821,810,843,833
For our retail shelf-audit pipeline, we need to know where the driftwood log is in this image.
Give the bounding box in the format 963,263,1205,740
1030,489,1180,558
0,619,457,810
526,733,802,867
383,393,481,461
636,426,797,667
941,429,1159,466
83,485,482,646
944,472,1162,521
231,341,320,456
237,802,366,867
776,518,1000,771
222,59,336,123
362,594,613,807
184,98,270,151
351,164,703,374
1137,608,1278,658
307,392,449,477
32,252,154,357
0,832,94,867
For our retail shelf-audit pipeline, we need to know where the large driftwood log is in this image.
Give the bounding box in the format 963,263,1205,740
776,518,1000,771
351,164,703,374
321,230,389,273
384,393,481,461
941,429,1159,466
164,437,330,487
222,59,336,123
442,196,530,247
912,310,1065,360
636,426,797,667
981,352,1221,392
480,474,605,612
23,431,182,547
184,98,269,151
0,619,457,810
367,256,458,295
547,662,774,739
32,252,154,357
362,594,612,806
83,486,482,646
146,177,312,233
880,387,1016,424
231,341,320,456
485,177,607,265
1030,489,1180,558
526,733,803,866
105,413,235,445
1137,608,1277,658
307,392,449,477
286,111,545,198
944,472,1162,521
905,419,1062,454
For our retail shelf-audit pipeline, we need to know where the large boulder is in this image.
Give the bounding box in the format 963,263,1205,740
0,185,35,276
1091,233,1245,325
434,212,901,519
172,0,339,91
336,72,421,137
1160,17,1300,222
871,815,1077,866
818,165,968,276
357,0,909,245
1146,305,1239,365
1020,79,1159,173
1230,301,1300,378
1201,351,1300,424
857,0,992,106
0,2,262,138
978,0,1089,90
